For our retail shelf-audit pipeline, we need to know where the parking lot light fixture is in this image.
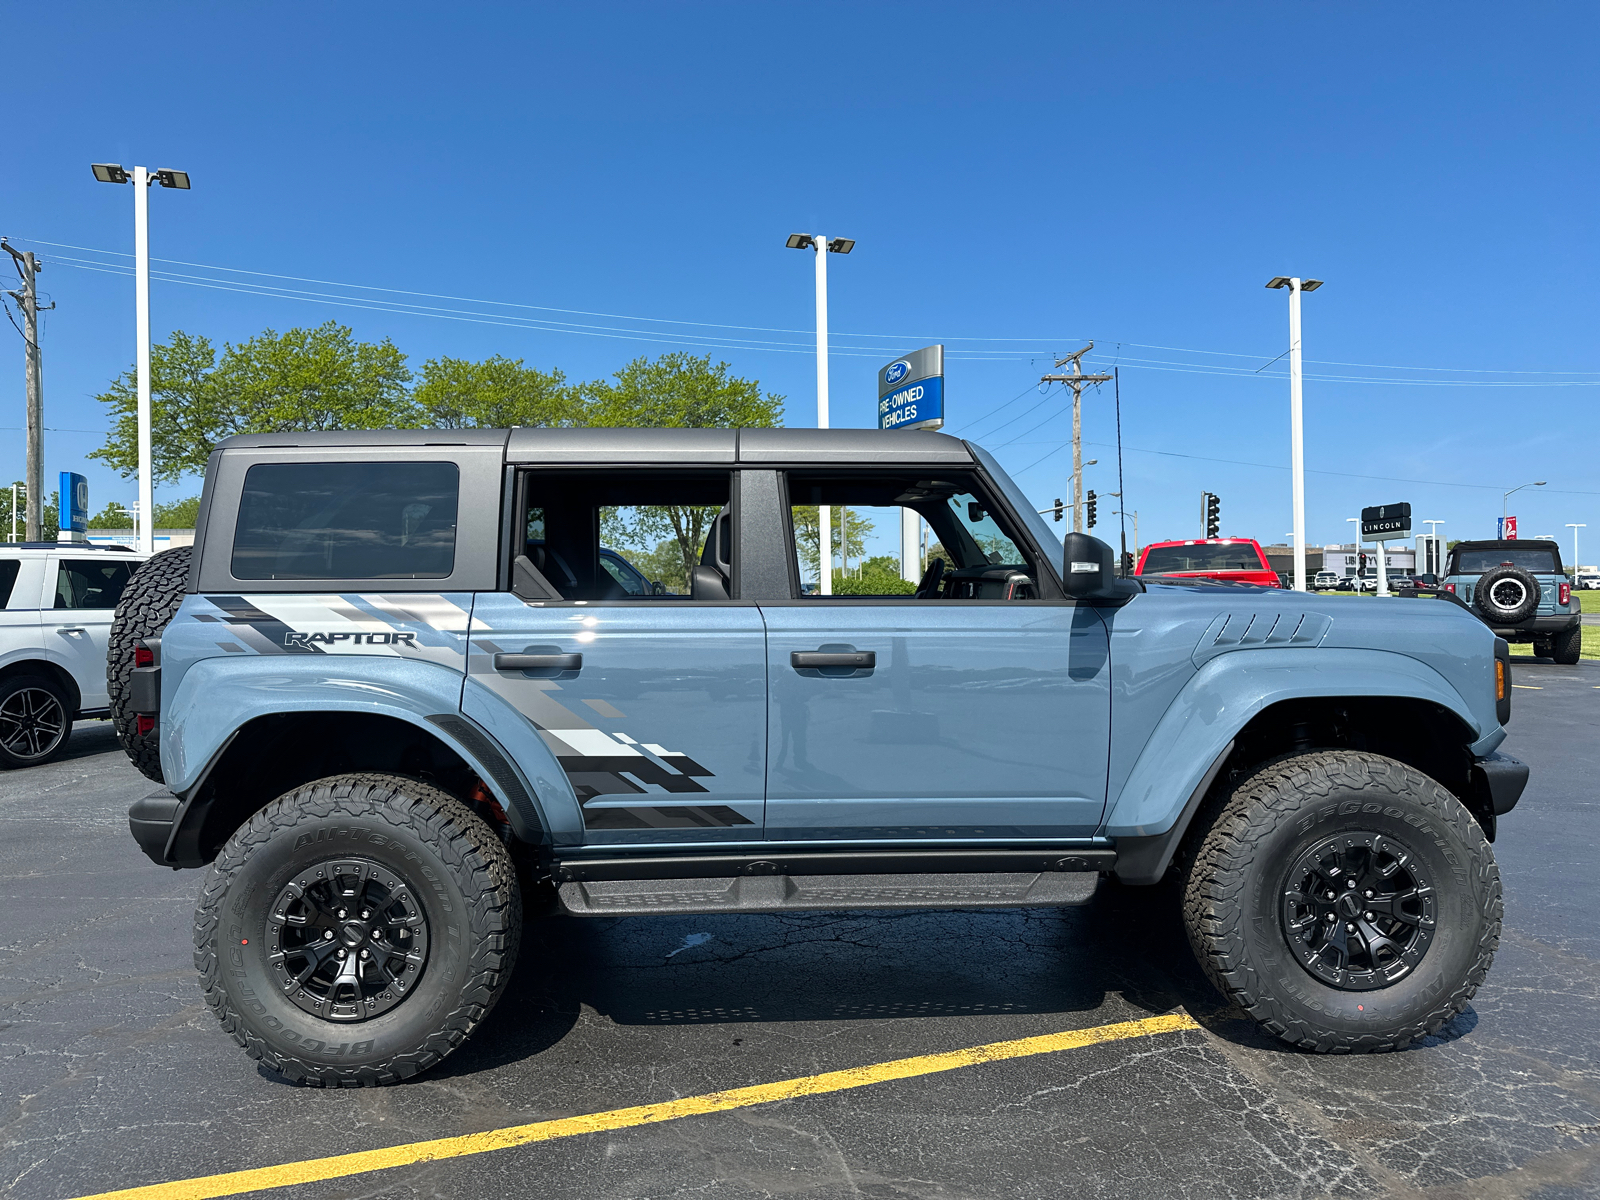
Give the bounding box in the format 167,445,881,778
93,161,191,555
786,230,856,594
1266,275,1322,592
1566,524,1586,571
1502,481,1547,523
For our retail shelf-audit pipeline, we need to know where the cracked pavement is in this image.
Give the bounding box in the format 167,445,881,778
3,661,1599,1199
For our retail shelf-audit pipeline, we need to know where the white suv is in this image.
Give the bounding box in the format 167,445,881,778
0,544,147,766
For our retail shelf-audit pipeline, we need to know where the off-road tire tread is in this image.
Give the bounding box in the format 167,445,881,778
1551,624,1582,666
193,773,522,1086
107,545,194,781
1181,750,1501,1054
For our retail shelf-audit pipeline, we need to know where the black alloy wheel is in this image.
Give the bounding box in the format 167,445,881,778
0,676,71,767
1183,750,1500,1053
1280,832,1435,990
268,859,431,1022
195,773,521,1086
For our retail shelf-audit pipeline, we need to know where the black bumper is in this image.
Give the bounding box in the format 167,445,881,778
128,790,181,865
1490,613,1581,638
1474,751,1529,817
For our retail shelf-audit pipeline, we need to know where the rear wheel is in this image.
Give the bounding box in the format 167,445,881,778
0,675,72,768
1183,750,1500,1052
194,773,521,1086
1552,624,1583,666
107,545,193,782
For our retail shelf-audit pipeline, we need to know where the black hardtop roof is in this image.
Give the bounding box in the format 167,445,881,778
217,426,975,466
1449,539,1563,570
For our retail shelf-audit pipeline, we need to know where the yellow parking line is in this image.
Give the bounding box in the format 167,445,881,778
69,1012,1199,1200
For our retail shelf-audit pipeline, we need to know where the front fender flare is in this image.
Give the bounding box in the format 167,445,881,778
1105,646,1485,842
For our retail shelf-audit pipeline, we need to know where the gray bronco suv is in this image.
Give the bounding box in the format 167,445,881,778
113,428,1526,1085
1438,539,1583,664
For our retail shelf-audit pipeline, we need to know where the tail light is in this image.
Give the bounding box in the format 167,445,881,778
136,715,155,735
1559,582,1571,606
134,645,154,668
1442,583,1456,594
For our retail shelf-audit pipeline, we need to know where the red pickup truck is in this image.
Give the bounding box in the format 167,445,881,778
1135,538,1280,587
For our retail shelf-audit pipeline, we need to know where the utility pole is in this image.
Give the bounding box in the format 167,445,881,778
3,240,52,543
1041,343,1111,533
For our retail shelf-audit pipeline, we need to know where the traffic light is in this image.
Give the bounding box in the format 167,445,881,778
1051,497,1063,523
1086,490,1098,529
1359,551,1368,573
1205,493,1220,539
1121,550,1135,577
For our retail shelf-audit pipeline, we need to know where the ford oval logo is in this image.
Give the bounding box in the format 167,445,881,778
884,360,910,385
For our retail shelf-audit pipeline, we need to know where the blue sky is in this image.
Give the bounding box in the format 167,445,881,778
3,3,1597,560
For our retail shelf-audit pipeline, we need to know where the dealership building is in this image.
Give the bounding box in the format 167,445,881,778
1261,542,1425,578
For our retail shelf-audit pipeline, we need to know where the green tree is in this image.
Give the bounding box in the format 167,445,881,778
587,353,784,582
791,505,872,584
87,501,132,529
0,483,57,539
92,322,414,482
154,496,201,527
412,355,582,429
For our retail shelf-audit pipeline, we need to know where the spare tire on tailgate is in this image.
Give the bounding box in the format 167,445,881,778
1473,563,1540,625
107,545,193,782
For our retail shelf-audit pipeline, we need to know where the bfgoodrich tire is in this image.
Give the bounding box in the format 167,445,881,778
1552,624,1583,666
1182,750,1500,1053
194,773,522,1086
107,545,193,782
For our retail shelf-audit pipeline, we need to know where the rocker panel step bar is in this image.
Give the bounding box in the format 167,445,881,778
557,870,1100,917
551,847,1116,883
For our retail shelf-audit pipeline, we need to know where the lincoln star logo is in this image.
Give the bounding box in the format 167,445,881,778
883,360,910,385
284,631,418,647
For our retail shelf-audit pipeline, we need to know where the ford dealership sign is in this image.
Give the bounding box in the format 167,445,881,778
876,345,944,432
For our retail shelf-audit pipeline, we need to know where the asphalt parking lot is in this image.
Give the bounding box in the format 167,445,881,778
5,662,1600,1200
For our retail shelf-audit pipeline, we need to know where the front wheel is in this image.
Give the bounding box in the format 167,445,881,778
1183,750,1500,1052
194,773,522,1085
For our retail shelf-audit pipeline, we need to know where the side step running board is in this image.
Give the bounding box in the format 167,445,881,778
557,870,1099,917
553,847,1115,883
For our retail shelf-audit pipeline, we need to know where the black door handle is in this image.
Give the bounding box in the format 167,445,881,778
791,650,875,670
494,652,583,672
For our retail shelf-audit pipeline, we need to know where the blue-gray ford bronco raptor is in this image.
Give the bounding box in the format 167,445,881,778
112,428,1526,1085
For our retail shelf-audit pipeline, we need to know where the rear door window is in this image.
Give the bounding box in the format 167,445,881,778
232,462,459,580
0,559,18,607
55,559,134,609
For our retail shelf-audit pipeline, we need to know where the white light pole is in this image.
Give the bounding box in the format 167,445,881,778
1501,480,1546,536
1266,276,1323,592
787,232,854,595
1422,519,1444,578
1346,516,1360,587
93,164,191,555
1567,523,1586,570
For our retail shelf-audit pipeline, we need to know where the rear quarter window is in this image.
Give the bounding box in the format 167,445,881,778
1454,548,1559,575
231,462,460,580
0,559,18,606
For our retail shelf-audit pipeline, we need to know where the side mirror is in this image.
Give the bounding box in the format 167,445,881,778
1062,532,1138,603
651,580,667,596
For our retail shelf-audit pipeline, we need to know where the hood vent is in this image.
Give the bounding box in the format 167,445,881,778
1192,611,1331,666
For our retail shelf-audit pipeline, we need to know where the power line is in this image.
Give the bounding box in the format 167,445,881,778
25,236,1600,382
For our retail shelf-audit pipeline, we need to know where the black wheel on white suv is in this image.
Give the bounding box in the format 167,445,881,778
194,773,521,1086
1182,750,1500,1052
0,674,72,767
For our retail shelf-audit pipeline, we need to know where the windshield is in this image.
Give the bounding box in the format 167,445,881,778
1455,548,1558,574
1141,543,1264,574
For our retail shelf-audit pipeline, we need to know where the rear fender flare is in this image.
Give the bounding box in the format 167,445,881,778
164,655,580,841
